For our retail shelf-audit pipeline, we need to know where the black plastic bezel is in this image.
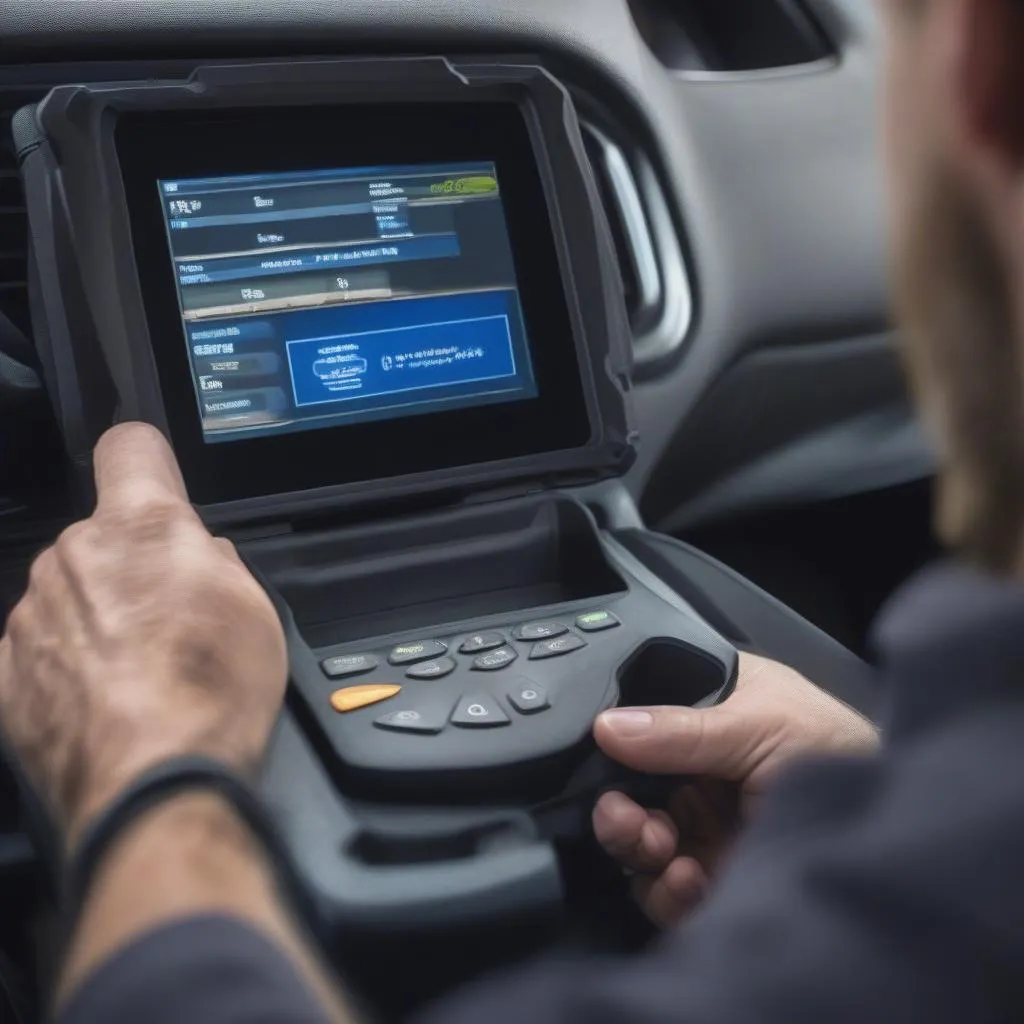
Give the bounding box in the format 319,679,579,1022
116,103,591,506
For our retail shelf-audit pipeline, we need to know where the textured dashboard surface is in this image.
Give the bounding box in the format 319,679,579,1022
0,0,921,527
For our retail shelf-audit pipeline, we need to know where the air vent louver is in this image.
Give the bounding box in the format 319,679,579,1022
580,120,692,374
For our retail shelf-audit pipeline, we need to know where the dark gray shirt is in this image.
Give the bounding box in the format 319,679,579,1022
61,563,1024,1023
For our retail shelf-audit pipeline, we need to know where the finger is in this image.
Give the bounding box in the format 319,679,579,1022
593,790,645,858
93,422,191,514
631,856,709,930
593,792,679,873
642,811,680,870
594,705,754,780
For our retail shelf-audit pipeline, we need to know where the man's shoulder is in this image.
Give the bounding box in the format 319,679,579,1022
874,560,1024,741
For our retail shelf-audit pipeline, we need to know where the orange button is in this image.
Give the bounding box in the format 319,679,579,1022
330,684,402,713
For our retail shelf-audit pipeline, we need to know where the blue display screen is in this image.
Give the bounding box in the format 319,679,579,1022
158,161,538,443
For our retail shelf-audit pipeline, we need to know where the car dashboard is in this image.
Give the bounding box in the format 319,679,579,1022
0,1,898,1017
0,0,914,535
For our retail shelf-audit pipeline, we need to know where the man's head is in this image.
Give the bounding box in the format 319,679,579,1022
881,0,1024,573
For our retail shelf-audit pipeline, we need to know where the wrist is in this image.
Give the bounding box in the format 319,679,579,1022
81,790,272,908
97,791,257,856
64,748,252,852
58,791,277,1003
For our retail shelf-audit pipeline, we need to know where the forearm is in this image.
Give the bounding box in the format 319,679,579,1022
57,793,353,1022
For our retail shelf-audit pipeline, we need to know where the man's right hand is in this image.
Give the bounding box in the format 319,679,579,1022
592,652,878,928
0,422,288,847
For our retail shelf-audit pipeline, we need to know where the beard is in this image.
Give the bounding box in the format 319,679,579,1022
895,155,1024,575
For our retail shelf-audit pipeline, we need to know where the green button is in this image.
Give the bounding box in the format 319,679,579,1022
576,611,620,633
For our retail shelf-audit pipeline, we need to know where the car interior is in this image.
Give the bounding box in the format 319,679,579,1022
0,1,933,1020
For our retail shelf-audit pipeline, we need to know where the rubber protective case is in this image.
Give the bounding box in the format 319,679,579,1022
14,57,636,526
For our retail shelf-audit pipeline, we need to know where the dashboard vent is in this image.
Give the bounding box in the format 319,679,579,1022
627,0,834,72
0,111,29,339
580,121,692,375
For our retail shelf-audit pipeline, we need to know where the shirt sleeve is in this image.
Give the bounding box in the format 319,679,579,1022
57,915,331,1024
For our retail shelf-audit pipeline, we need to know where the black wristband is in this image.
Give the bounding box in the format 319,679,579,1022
64,756,321,940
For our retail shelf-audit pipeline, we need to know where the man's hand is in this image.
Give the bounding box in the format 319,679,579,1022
592,652,878,928
0,422,287,846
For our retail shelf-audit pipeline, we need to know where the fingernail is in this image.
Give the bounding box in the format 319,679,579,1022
601,709,654,736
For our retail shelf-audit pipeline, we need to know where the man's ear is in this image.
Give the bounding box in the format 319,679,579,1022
951,0,1024,170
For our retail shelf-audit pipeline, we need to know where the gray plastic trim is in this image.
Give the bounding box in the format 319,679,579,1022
0,0,906,521
581,122,693,374
672,56,839,83
584,123,661,317
660,404,935,532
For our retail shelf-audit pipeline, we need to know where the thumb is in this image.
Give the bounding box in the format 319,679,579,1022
93,422,191,514
595,705,760,780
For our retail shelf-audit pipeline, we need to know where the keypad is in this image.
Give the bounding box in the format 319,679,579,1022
324,609,616,732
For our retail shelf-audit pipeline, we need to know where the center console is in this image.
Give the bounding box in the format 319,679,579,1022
12,55,875,1005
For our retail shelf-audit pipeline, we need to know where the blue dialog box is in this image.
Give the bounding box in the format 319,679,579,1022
287,312,519,409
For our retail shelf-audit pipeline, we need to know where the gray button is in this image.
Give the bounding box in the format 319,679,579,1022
389,640,448,665
374,708,446,734
451,694,510,728
515,621,569,641
575,610,621,633
405,657,457,681
321,653,379,679
472,647,518,672
459,632,507,654
507,681,551,715
529,634,587,660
